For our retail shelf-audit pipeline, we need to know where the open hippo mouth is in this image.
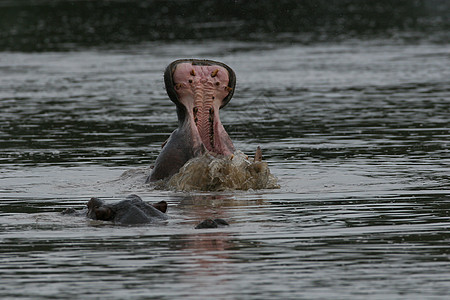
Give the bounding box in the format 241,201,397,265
147,59,236,182
165,59,236,155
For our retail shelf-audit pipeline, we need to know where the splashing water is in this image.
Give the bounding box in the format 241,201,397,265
156,151,279,191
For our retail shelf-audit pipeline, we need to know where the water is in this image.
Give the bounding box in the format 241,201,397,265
163,151,279,191
1,1,450,299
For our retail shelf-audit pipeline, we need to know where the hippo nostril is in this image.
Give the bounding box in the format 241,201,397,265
189,79,192,83
215,82,220,86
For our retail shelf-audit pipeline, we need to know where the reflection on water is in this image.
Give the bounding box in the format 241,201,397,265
1,1,450,298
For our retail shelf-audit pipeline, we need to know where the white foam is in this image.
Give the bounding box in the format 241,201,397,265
159,150,279,191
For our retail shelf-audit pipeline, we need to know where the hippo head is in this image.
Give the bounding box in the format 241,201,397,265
165,59,236,155
86,196,168,223
148,59,236,181
87,197,113,221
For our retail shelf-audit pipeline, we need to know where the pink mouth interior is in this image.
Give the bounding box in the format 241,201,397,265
172,62,232,155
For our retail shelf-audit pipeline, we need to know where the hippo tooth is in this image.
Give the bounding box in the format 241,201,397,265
193,107,198,125
175,83,183,90
211,69,219,77
254,146,263,162
225,86,233,92
190,69,196,76
209,107,214,123
209,110,214,148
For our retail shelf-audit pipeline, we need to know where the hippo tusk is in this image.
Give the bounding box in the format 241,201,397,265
254,146,263,162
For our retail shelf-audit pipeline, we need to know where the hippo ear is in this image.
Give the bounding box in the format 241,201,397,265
87,197,104,210
94,207,113,221
152,201,167,213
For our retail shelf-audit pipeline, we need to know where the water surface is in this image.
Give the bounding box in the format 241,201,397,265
1,3,450,299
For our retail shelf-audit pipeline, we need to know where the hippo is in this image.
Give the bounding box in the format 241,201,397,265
195,218,229,229
86,194,167,224
62,194,229,228
147,59,236,182
62,194,168,225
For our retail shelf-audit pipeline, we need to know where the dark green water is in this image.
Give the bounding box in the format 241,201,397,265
1,1,449,299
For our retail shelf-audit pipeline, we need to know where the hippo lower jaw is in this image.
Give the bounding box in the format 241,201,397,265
147,59,236,182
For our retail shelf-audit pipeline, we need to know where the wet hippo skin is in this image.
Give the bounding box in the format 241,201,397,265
195,218,230,229
86,194,168,224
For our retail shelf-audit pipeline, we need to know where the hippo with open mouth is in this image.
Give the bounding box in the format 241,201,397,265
147,59,236,182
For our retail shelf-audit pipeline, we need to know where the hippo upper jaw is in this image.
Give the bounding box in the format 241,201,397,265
147,59,236,182
168,59,235,156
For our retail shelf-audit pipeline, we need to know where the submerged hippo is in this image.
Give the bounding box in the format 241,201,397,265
63,194,228,228
147,59,236,182
86,194,168,224
195,218,229,229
